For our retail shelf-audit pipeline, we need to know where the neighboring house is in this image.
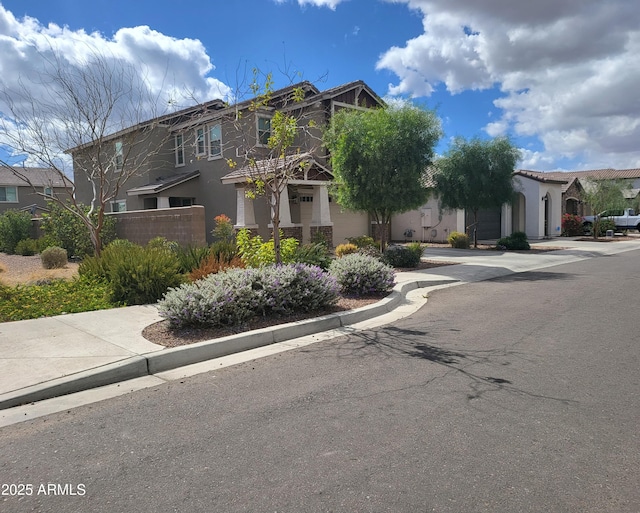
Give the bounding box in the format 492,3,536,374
0,167,72,215
393,167,640,243
517,168,640,216
71,81,384,246
392,169,566,242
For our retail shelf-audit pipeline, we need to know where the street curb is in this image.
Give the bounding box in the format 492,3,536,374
147,278,457,373
0,278,458,410
0,357,148,411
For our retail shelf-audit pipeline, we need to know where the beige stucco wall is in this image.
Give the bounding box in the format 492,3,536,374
391,196,461,243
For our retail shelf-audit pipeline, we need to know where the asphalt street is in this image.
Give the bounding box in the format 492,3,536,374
1,249,639,513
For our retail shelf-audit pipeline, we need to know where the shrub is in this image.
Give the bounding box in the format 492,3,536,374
329,253,395,297
448,231,470,249
0,276,115,322
147,236,179,252
212,214,235,242
496,231,530,250
158,268,262,328
562,214,583,236
598,218,616,236
0,210,33,254
188,253,245,282
335,243,358,258
158,264,339,329
173,244,212,274
15,238,39,256
236,229,299,267
382,242,424,268
292,242,333,270
346,235,377,249
79,243,184,305
40,201,116,257
259,264,339,315
210,240,238,263
357,245,383,260
41,246,68,269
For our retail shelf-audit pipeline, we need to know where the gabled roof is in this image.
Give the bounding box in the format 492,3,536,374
513,170,570,192
0,167,72,187
516,168,640,194
221,152,333,185
67,98,227,153
127,170,200,196
518,168,640,182
171,80,384,133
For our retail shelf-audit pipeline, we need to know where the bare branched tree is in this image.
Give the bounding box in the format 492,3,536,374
0,42,172,255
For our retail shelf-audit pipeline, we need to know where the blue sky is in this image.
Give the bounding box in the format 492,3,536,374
1,0,639,171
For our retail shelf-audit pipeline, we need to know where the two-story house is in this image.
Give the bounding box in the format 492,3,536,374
0,167,72,215
71,80,384,247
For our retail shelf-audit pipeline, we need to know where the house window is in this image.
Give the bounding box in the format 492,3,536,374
169,197,195,207
115,141,123,170
0,186,18,202
175,134,185,166
44,186,53,198
111,200,127,212
195,127,206,156
208,124,222,158
257,116,271,146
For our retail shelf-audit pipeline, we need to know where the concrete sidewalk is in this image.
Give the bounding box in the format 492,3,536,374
2,237,639,414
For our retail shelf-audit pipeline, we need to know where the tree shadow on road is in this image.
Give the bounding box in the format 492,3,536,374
301,321,577,408
488,270,575,282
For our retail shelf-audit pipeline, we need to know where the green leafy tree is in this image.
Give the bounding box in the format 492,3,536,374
0,210,32,254
325,104,442,250
41,201,116,257
433,136,521,247
581,179,628,238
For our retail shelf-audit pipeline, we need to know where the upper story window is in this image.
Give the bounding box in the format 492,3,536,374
115,141,124,171
195,127,206,156
44,186,53,198
0,186,17,202
257,116,271,146
208,124,222,158
175,134,185,166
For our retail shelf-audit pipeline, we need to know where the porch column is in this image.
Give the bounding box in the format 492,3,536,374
235,187,258,229
502,203,512,238
310,184,333,245
272,189,294,227
311,185,332,225
269,188,303,241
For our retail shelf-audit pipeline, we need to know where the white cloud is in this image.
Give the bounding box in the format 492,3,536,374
274,0,346,9
0,5,232,168
376,0,640,169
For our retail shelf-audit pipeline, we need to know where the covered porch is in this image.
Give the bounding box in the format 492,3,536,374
221,153,336,246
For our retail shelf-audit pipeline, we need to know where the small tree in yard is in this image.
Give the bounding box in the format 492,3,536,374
0,43,171,256
324,104,442,250
226,70,321,264
581,179,628,238
433,136,521,248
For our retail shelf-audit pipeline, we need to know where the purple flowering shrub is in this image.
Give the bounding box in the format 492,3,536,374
157,268,264,328
157,264,339,329
329,253,395,297
259,264,339,314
